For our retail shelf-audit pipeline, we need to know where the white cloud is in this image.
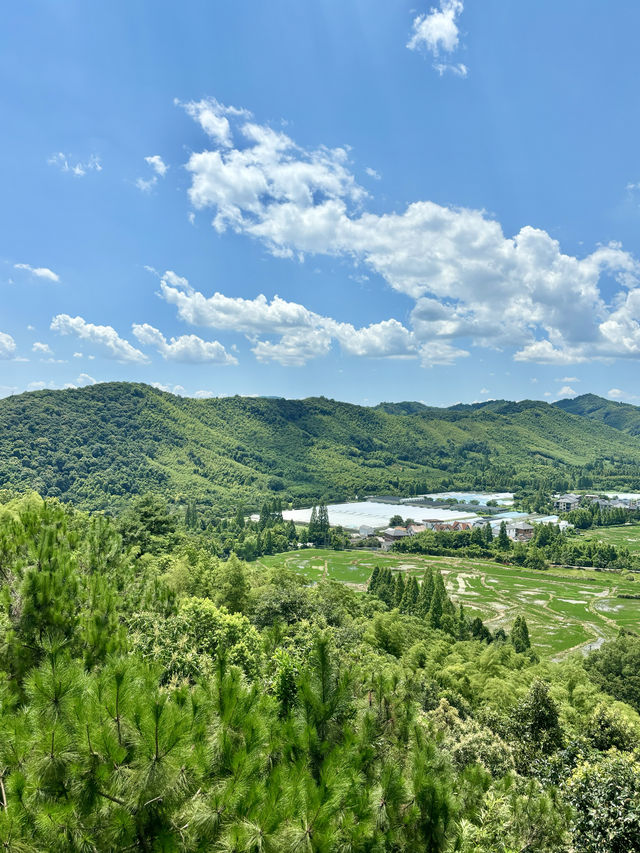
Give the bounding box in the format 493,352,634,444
434,62,468,77
28,381,47,391
0,332,16,359
50,315,148,363
76,373,97,386
144,155,168,177
73,352,83,358
151,382,186,395
14,263,60,282
136,155,169,192
136,176,157,193
194,389,215,398
407,1,467,75
179,98,640,367
608,388,640,402
177,97,250,147
559,376,579,382
48,152,101,177
157,270,424,366
365,167,381,180
408,1,464,54
420,341,469,367
32,341,52,354
131,323,237,364
557,385,577,397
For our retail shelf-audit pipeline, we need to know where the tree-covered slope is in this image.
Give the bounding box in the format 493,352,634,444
554,393,640,436
2,383,640,509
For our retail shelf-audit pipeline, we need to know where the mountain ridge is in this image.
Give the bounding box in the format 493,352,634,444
1,383,639,509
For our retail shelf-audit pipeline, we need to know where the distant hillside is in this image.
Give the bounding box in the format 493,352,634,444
2,383,640,510
554,393,640,436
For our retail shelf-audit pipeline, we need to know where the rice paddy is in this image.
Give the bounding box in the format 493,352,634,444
579,522,640,554
260,548,640,658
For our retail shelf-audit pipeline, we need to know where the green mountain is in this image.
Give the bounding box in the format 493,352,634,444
554,393,640,436
2,383,640,510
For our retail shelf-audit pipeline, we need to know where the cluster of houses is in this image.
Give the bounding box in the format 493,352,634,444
343,491,639,551
553,493,640,512
359,516,545,550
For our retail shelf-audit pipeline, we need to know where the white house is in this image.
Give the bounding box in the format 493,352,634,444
553,494,580,512
506,521,535,541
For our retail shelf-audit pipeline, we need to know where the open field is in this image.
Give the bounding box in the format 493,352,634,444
579,522,640,554
260,548,640,658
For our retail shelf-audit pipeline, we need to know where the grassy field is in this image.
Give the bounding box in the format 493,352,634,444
579,522,640,554
260,548,640,658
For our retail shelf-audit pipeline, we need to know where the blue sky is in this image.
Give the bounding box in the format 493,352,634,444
2,0,640,406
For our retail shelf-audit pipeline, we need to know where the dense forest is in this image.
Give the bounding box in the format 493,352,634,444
1,491,640,851
2,384,640,511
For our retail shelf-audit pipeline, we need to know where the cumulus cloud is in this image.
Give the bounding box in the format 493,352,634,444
408,0,463,53
557,385,577,398
407,1,467,76
32,341,52,354
76,373,97,386
151,382,186,395
157,270,424,366
179,98,640,367
608,388,640,402
0,332,16,359
14,263,60,282
132,322,237,364
48,152,101,177
177,96,250,147
194,389,216,398
50,315,148,363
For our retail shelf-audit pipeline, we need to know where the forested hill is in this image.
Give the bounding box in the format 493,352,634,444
554,393,640,436
2,383,640,510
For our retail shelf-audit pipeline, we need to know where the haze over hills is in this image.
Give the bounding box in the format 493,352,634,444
1,383,640,510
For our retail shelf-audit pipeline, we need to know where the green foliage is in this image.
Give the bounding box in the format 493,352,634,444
565,752,640,852
0,492,638,849
584,631,640,713
510,615,531,654
6,385,640,511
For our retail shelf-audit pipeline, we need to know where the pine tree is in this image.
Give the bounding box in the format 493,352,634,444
511,614,532,653
394,574,406,607
308,505,318,543
429,571,446,629
484,521,494,544
401,575,419,614
368,565,380,593
457,603,470,640
317,502,330,546
497,520,511,550
416,568,435,617
259,502,271,530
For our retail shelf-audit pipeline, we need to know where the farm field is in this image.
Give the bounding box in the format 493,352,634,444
579,522,640,554
260,548,640,658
